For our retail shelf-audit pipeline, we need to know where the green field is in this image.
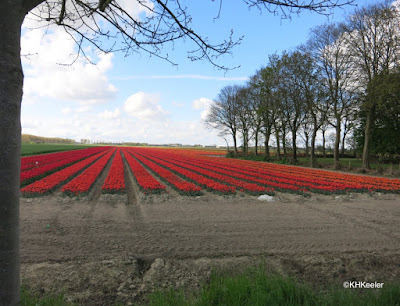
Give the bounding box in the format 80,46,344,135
21,143,98,156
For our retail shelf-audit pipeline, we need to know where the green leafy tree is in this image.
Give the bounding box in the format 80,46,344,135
344,1,400,168
355,71,400,157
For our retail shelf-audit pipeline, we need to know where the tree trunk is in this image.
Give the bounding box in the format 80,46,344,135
264,131,271,159
254,132,258,155
304,132,309,158
282,136,287,157
282,125,287,157
275,127,281,160
310,127,318,167
334,118,341,170
322,129,326,158
232,132,238,155
292,131,297,162
362,106,375,169
341,133,346,157
243,131,248,155
0,2,24,304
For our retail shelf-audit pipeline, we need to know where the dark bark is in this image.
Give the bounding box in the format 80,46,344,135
232,132,238,154
341,134,346,156
304,132,310,158
274,125,281,160
254,133,258,155
264,133,271,159
282,125,287,157
334,117,341,169
0,1,25,304
292,132,297,162
310,126,318,167
362,106,375,169
322,129,326,157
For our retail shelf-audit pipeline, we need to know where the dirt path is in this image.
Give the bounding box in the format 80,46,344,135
20,192,400,304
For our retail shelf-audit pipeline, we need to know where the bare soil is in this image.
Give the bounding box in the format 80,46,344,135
20,186,400,305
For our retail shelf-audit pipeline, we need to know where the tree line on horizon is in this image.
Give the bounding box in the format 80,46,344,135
205,1,400,169
21,134,76,144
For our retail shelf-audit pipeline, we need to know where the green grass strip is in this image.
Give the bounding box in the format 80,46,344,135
149,264,400,306
21,143,98,156
20,285,71,306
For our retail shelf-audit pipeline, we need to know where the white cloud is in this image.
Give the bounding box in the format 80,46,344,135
124,92,168,120
61,107,72,114
192,98,214,120
76,106,92,113
99,108,121,120
22,109,224,145
118,0,154,19
21,27,117,105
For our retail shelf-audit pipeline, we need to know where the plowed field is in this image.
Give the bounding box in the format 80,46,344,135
20,147,400,304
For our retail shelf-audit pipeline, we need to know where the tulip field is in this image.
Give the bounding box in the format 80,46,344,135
20,146,400,198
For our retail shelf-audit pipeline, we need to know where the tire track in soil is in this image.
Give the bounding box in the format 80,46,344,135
121,150,159,257
76,150,116,239
124,150,184,199
121,150,223,258
65,150,116,259
299,201,400,243
88,149,116,202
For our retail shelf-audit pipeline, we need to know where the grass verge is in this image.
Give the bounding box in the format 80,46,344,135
149,264,400,306
20,285,71,306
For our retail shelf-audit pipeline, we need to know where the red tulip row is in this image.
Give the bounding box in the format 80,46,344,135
135,148,381,194
62,149,116,195
21,149,111,196
132,148,273,195
123,149,166,194
165,154,350,194
143,148,397,194
132,151,236,194
211,156,400,193
20,147,110,185
21,146,109,171
126,149,201,195
101,149,126,194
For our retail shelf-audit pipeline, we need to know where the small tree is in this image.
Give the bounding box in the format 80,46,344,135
205,86,240,154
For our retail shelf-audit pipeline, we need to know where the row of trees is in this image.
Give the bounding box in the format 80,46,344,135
22,134,76,144
206,1,400,169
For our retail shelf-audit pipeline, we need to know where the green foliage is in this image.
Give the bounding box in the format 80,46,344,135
20,285,70,306
355,71,400,157
148,264,400,306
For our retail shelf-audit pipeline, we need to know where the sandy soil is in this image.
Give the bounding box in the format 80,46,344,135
20,188,400,305
19,151,400,304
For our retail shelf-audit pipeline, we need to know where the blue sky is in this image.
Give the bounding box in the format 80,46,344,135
21,0,377,145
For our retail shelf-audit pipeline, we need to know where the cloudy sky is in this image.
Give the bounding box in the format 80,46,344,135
21,0,377,145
